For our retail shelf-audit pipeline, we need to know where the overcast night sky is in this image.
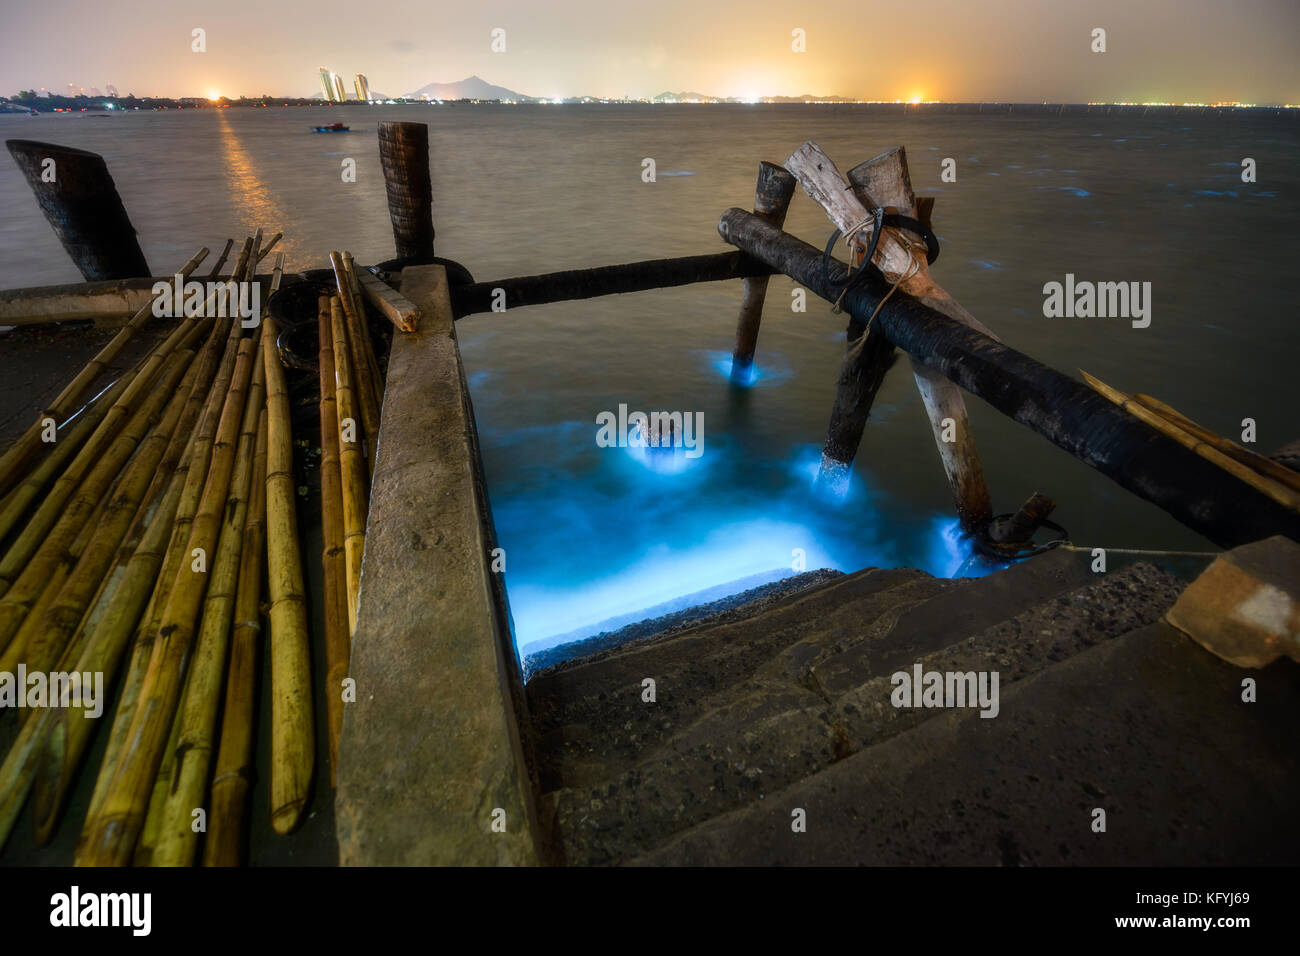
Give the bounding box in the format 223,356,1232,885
2,0,1298,103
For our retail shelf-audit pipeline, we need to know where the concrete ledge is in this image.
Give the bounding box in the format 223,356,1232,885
335,264,545,865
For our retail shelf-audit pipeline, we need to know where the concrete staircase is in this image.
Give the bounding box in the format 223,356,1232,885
526,549,1300,865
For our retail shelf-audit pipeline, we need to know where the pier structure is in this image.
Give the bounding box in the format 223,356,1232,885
1,123,1298,866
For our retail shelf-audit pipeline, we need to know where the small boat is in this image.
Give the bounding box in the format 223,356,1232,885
310,122,350,133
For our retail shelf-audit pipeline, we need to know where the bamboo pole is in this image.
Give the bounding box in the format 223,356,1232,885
331,252,381,474
3,344,209,680
1081,371,1300,513
58,316,245,845
0,347,196,657
0,289,224,596
344,251,386,404
730,162,796,385
330,296,369,634
0,372,132,545
152,338,266,866
207,239,235,279
2,414,201,851
9,317,224,679
318,296,350,786
256,231,283,264
203,408,267,866
134,668,190,865
1132,392,1300,495
260,304,315,835
76,332,258,866
0,248,208,496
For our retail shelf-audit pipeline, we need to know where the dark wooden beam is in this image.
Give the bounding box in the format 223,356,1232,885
717,206,1300,549
451,252,773,318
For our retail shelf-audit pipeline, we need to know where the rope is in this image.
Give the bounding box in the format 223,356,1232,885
1052,543,1221,558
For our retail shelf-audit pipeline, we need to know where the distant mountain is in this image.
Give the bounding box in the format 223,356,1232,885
404,75,532,101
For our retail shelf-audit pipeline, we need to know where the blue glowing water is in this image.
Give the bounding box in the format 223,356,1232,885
2,106,1295,658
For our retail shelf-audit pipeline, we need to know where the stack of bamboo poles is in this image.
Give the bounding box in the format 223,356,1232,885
1081,371,1300,515
0,229,320,866
318,250,381,781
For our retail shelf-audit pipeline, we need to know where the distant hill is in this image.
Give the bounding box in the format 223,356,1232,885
404,75,532,101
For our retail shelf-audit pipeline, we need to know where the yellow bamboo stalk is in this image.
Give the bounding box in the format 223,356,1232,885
134,667,190,865
330,252,381,476
0,248,209,495
256,232,282,263
0,347,197,657
342,250,384,401
0,372,132,545
330,296,369,636
1081,370,1300,513
0,288,220,598
2,416,200,852
8,325,222,681
62,322,243,845
76,334,258,866
151,338,266,867
1132,392,1300,496
204,408,267,866
317,296,350,786
261,304,315,835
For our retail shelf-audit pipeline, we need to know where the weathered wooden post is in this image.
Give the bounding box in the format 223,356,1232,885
786,142,993,532
377,122,435,262
730,162,796,385
5,140,151,280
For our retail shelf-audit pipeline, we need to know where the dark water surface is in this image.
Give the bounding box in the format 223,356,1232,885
2,105,1296,652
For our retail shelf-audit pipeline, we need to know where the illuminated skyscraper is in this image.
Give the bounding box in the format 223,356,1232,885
319,67,336,102
332,73,348,102
354,73,371,102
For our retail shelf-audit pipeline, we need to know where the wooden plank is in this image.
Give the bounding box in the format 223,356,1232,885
356,269,419,332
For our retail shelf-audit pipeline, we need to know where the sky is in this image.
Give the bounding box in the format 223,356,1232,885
3,0,1298,103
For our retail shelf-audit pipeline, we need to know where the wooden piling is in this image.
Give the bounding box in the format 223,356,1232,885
787,143,993,530
730,162,796,385
377,122,435,262
715,206,1300,549
5,140,151,280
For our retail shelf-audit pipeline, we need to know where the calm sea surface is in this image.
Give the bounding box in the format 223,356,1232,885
2,105,1296,651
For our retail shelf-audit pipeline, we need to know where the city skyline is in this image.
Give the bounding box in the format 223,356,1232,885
3,0,1298,105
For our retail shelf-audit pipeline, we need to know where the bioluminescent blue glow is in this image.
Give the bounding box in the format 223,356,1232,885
703,349,793,389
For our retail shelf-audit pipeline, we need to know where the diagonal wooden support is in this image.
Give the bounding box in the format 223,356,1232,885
786,142,993,531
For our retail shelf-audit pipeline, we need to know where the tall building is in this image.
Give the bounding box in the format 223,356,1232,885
354,73,371,102
319,67,336,102
332,72,348,102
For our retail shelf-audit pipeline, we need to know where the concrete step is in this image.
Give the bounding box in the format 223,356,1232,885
628,621,1300,866
543,559,1180,864
809,546,1092,698
527,567,950,790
